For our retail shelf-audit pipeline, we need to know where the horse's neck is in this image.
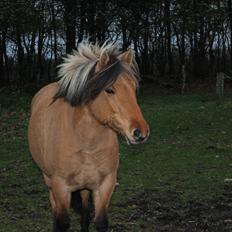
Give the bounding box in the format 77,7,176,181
72,106,117,151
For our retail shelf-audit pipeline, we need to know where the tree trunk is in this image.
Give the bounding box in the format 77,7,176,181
180,24,186,67
142,11,150,75
78,0,85,43
16,27,24,86
222,29,226,72
2,29,9,84
63,0,77,53
37,26,44,82
208,30,216,78
228,0,232,69
52,0,58,64
164,0,173,75
96,1,106,41
192,0,199,79
29,30,36,82
122,20,128,50
0,31,4,87
197,16,207,79
87,0,95,42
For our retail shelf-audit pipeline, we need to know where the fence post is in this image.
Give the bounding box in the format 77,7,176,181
181,65,186,94
216,72,224,99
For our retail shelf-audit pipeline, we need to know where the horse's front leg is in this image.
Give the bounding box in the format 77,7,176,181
50,177,71,232
93,173,117,232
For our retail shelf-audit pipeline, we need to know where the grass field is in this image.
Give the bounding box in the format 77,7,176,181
0,87,232,231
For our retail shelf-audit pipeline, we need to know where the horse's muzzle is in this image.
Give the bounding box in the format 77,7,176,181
126,127,150,145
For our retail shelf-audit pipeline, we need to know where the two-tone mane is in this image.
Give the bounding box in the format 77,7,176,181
54,41,139,106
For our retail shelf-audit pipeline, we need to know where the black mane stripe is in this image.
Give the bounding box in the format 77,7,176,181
53,41,139,106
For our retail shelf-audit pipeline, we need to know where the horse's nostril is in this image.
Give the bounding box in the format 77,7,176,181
133,128,141,139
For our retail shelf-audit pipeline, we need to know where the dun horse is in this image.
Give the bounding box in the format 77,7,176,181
28,41,149,232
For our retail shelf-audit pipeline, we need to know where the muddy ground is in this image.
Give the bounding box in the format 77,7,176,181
109,185,232,232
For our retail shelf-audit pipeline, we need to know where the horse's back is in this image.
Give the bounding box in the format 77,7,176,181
31,82,58,113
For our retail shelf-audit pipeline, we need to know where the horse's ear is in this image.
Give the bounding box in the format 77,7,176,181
118,49,134,66
98,50,110,68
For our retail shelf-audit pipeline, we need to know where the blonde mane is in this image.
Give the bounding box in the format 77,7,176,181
54,40,139,106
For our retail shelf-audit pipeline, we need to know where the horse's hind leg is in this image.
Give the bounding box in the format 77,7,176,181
80,190,91,232
71,190,91,232
93,173,116,232
50,178,71,232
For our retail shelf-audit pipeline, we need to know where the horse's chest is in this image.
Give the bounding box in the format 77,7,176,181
66,150,119,190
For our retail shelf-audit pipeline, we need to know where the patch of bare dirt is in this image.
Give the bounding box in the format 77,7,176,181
111,185,232,232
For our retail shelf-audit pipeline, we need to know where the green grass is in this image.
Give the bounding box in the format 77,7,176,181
119,93,232,199
0,87,232,231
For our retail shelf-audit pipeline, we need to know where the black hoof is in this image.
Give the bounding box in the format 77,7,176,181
53,213,70,232
95,212,108,232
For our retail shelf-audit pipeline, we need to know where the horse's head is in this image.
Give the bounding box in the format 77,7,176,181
89,49,149,145
54,41,149,144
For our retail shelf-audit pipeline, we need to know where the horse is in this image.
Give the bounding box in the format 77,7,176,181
28,41,149,232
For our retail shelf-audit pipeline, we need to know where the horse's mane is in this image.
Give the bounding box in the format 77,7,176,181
54,40,139,106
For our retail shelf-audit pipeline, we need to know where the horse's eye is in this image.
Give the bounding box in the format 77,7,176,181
105,88,115,95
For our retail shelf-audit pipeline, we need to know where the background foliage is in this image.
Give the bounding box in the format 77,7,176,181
0,0,232,87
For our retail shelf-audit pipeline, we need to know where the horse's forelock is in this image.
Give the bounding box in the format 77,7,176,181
54,41,139,106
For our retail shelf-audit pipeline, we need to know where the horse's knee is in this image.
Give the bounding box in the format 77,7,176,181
95,211,108,232
53,209,70,232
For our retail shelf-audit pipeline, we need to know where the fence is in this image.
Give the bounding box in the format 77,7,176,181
216,72,232,99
